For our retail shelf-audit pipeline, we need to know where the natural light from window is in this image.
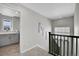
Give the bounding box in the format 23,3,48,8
3,19,12,31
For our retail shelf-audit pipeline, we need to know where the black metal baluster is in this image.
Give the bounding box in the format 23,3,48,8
60,36,62,56
51,34,53,53
52,35,54,55
53,35,55,55
50,32,53,54
55,35,57,55
71,37,73,56
67,37,69,56
57,35,59,55
76,38,78,56
63,36,65,56
49,32,51,53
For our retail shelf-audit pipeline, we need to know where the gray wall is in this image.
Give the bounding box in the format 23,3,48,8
74,3,79,56
51,16,74,35
74,3,79,35
0,14,3,31
12,17,20,32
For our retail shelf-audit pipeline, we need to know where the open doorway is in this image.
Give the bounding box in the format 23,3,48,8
0,5,20,56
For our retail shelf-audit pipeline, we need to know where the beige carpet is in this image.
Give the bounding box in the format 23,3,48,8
0,44,52,56
22,46,52,56
0,44,20,56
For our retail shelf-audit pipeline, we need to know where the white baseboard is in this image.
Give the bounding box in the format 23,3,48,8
36,44,48,52
21,44,48,54
20,44,38,53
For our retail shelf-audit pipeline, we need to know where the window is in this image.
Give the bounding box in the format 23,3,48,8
3,19,12,31
54,27,70,35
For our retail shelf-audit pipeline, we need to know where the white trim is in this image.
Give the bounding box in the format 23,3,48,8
21,44,48,54
20,44,38,53
36,44,48,52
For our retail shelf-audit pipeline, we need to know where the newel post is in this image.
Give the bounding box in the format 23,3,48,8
49,32,51,53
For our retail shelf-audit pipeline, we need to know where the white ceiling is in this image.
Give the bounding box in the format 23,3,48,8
21,3,75,20
0,4,20,17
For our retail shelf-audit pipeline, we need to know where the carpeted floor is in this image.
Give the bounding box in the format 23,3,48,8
0,44,20,56
22,46,52,56
0,44,52,56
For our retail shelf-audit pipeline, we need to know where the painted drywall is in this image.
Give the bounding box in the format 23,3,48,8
19,5,51,52
0,4,52,53
51,16,74,35
74,4,79,36
36,14,51,51
12,17,20,32
0,14,3,31
18,4,51,52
